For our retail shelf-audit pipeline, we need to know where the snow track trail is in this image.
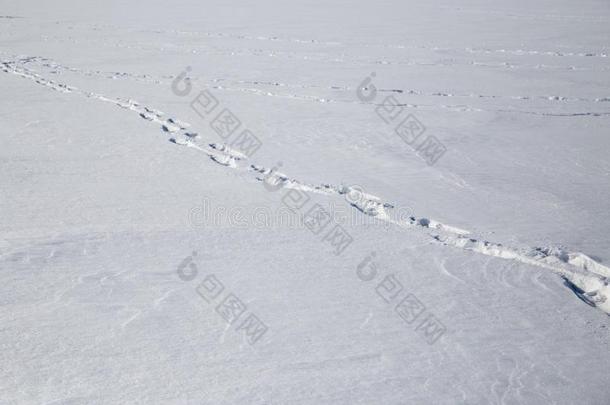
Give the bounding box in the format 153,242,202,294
3,55,608,316
7,55,610,117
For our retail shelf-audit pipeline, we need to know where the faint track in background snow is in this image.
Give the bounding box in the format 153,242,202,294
9,55,610,117
36,31,610,73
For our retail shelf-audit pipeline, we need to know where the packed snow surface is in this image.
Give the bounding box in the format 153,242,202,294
1,0,609,404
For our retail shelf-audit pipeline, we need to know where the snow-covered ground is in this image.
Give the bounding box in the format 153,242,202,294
1,1,609,403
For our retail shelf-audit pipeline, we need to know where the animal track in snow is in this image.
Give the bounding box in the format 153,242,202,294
144,27,609,59
37,32,610,75
10,56,610,117
464,47,607,58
